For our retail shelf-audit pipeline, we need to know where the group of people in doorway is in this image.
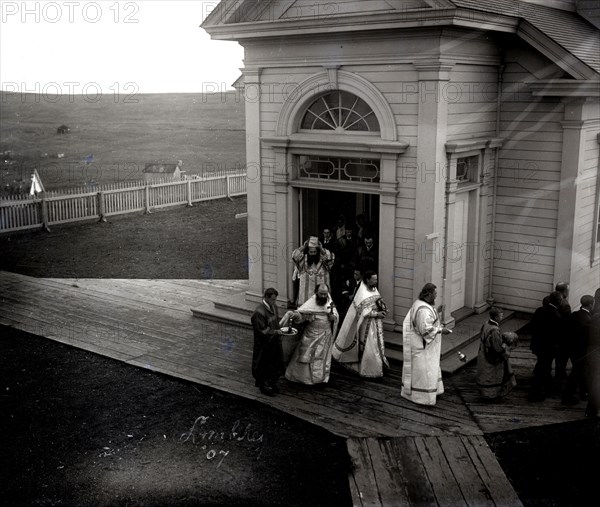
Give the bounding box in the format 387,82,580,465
289,214,379,318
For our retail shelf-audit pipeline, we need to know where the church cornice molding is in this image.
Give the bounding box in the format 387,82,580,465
203,8,520,41
246,53,501,69
528,80,600,97
445,137,504,154
262,134,409,156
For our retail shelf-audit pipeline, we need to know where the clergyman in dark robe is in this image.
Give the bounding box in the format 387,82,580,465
476,307,517,401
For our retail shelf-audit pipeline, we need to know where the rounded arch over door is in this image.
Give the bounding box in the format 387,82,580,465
275,70,398,142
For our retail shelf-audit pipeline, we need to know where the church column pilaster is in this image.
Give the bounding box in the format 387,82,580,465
379,152,399,329
244,68,264,301
272,140,292,304
554,99,593,283
413,61,453,308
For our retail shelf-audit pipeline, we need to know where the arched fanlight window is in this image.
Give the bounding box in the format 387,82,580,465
300,91,380,132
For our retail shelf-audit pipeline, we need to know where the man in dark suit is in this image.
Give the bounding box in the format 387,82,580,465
320,226,337,254
251,287,284,397
562,295,594,405
529,291,563,401
355,233,378,273
543,282,572,380
585,310,600,417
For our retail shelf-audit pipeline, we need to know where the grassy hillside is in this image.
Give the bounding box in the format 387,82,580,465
0,91,246,191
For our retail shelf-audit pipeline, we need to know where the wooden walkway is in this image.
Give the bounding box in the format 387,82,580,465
348,436,522,507
0,271,586,506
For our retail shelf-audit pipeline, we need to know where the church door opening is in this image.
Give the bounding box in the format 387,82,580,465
299,188,380,272
300,189,379,241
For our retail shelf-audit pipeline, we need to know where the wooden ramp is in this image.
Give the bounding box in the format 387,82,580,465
0,271,587,506
347,436,522,507
0,270,481,438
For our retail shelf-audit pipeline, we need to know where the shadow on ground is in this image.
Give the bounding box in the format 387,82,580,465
0,327,352,507
486,418,599,507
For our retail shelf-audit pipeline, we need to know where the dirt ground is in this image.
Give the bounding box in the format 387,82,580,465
487,418,599,507
2,200,599,506
0,327,352,507
0,198,249,279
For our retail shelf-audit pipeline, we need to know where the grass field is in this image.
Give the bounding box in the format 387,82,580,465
0,91,246,192
0,197,249,279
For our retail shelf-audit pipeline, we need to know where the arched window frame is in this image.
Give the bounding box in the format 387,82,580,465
275,70,398,142
299,90,381,134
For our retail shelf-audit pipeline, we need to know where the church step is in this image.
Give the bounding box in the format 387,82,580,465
440,316,531,373
191,302,251,328
440,338,482,374
384,347,404,364
383,329,403,349
383,312,532,374
213,292,255,316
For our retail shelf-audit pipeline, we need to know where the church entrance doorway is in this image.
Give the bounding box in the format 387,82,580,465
299,189,379,245
299,188,380,286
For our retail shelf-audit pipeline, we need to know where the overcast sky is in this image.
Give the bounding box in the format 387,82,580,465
0,0,244,94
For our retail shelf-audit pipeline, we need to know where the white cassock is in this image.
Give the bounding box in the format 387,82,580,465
401,299,444,406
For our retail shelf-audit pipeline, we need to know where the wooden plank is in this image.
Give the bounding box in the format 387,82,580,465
4,277,204,319
0,290,194,343
0,302,162,359
460,436,523,507
365,438,410,506
326,375,481,436
414,437,466,507
0,299,255,371
346,438,381,507
0,276,248,338
391,438,438,505
64,277,247,302
438,436,494,507
347,467,364,507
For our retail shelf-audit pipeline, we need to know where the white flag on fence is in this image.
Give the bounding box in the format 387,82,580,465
29,170,44,195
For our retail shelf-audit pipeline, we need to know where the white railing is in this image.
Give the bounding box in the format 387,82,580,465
0,172,247,233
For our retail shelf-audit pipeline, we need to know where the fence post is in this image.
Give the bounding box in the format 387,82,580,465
187,178,193,207
97,191,107,222
226,175,232,200
40,197,51,232
144,184,151,214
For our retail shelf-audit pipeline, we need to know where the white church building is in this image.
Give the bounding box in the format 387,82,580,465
202,0,600,330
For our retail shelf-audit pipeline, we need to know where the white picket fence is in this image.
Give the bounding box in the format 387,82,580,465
0,172,247,233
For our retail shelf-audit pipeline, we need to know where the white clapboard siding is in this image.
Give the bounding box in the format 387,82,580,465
490,61,564,309
447,65,499,143
570,125,600,304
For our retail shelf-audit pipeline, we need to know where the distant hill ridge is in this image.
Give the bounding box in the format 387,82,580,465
0,92,246,191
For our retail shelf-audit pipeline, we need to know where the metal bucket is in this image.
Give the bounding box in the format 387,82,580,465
280,327,300,364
